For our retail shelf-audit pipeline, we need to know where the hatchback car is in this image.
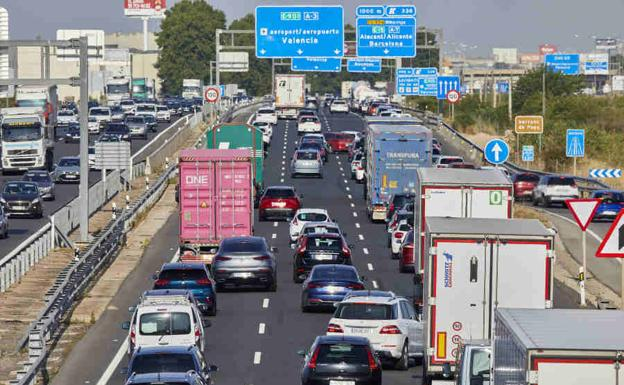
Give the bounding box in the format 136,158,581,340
291,150,323,178
125,371,209,385
301,265,365,312
293,233,353,283
22,170,55,201
64,122,81,143
289,208,332,242
532,175,580,207
211,236,277,291
125,346,217,382
255,107,278,125
298,141,328,163
153,263,217,316
329,99,349,114
590,190,624,221
54,156,80,183
299,335,381,385
512,172,540,201
0,181,43,218
390,220,412,259
258,186,303,221
126,115,149,139
298,116,322,134
324,132,355,153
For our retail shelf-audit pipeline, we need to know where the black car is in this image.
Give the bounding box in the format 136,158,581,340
104,122,131,141
126,346,217,382
293,233,353,283
300,335,382,385
386,193,415,223
64,122,80,143
143,114,158,132
0,181,43,218
22,170,55,201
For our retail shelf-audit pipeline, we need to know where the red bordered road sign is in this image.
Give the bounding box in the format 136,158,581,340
596,210,624,258
446,89,460,104
204,87,220,103
565,198,601,231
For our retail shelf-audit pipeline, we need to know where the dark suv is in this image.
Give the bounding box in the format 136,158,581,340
0,181,43,218
386,193,415,223
126,346,217,382
293,233,353,283
153,263,217,316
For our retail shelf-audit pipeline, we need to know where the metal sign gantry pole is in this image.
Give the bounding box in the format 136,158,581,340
215,29,255,89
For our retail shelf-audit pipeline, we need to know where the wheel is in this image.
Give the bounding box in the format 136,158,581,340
293,269,303,283
268,279,277,292
395,342,409,370
208,303,217,316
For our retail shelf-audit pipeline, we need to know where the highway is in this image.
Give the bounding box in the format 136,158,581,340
0,113,195,256
50,107,580,385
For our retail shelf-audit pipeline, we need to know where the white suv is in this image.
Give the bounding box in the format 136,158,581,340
255,107,278,125
327,295,423,370
330,99,349,113
289,208,331,242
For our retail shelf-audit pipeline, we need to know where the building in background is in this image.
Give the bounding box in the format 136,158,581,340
492,48,518,66
0,7,9,98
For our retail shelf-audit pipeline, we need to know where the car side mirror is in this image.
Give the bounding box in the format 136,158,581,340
348,244,355,249
297,349,307,357
342,232,347,237
128,306,135,313
203,319,212,327
360,275,368,281
121,321,130,330
209,364,219,372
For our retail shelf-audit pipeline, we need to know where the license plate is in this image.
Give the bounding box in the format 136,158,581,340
13,206,26,211
330,381,355,385
313,254,334,261
272,202,286,208
350,328,371,334
603,211,616,215
232,272,253,279
65,175,77,179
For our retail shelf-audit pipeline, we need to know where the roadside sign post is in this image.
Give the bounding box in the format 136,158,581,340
446,89,460,121
522,145,534,163
566,129,585,176
595,211,624,308
565,199,601,306
514,115,544,163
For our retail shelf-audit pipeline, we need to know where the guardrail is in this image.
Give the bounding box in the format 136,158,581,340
8,100,256,385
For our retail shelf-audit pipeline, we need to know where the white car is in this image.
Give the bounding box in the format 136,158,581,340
87,116,101,134
434,155,464,168
351,152,364,178
330,99,349,113
255,107,278,125
390,219,411,258
327,295,423,369
135,103,158,119
57,109,78,126
119,99,136,114
156,105,171,122
297,116,322,134
289,208,331,242
88,107,112,124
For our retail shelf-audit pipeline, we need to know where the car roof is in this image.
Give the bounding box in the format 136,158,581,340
127,372,197,384
341,295,400,304
301,221,339,228
311,264,356,273
345,290,396,298
265,185,295,190
296,208,328,215
161,262,207,271
60,156,79,161
133,345,196,356
222,236,266,244
315,335,370,345
305,232,341,239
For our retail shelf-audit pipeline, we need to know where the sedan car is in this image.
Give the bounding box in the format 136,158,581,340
211,236,277,291
126,115,149,139
126,346,217,383
299,335,381,385
54,156,80,183
153,262,217,315
0,181,43,218
258,186,303,221
301,265,365,312
22,170,55,201
289,208,332,242
297,116,322,134
64,122,80,143
293,233,353,283
291,149,323,178
590,190,624,221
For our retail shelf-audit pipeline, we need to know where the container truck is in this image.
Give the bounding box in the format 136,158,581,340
105,76,131,106
365,124,432,221
421,217,555,384
178,149,254,266
205,123,264,188
182,79,203,100
274,74,305,119
131,78,151,101
494,308,624,385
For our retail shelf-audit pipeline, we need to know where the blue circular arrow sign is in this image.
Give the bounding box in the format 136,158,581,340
484,139,510,165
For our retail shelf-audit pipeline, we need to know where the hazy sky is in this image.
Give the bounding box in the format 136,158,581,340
2,0,623,56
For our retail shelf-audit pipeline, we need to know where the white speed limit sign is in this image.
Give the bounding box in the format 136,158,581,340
204,87,220,103
446,89,461,104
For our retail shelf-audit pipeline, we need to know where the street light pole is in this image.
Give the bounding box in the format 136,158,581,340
79,36,89,242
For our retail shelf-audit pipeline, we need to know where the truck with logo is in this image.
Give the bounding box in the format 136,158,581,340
365,123,432,221
274,74,305,119
178,149,254,266
421,217,555,384
105,76,131,106
182,79,203,100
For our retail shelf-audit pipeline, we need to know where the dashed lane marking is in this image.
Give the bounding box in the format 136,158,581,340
273,222,278,227
272,233,276,239
355,223,360,228
346,187,350,191
367,263,374,271
363,248,369,255
348,194,352,199
258,323,266,335
254,352,262,365
372,280,379,289
262,298,270,308
358,234,364,240
352,212,357,217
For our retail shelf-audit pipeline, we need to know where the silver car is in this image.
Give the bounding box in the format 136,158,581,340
290,149,322,178
211,236,277,291
125,116,149,139
53,156,80,183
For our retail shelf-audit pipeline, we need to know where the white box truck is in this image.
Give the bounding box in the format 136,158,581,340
274,74,305,119
421,217,555,383
182,79,203,99
494,308,624,385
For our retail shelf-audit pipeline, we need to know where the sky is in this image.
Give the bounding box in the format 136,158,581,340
1,0,623,56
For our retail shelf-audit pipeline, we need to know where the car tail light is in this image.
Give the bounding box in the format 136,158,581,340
253,255,271,261
196,278,212,286
389,203,395,213
194,324,201,340
154,279,169,287
213,256,232,262
367,347,379,370
327,323,344,333
307,347,320,369
130,327,136,345
380,325,402,334
307,282,323,289
394,232,404,239
347,283,365,290
342,244,351,257
297,241,307,254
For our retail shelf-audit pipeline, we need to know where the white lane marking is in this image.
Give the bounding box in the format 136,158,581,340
272,233,276,239
355,223,360,228
358,234,364,240
350,203,355,208
367,263,374,271
281,166,285,171
339,167,343,171
282,160,286,165
348,194,352,200
352,212,357,217
343,179,348,184
254,351,262,365
372,280,379,289
96,339,128,385
346,187,350,191
262,298,270,308
363,248,369,255
258,323,266,335
273,222,278,227
281,172,285,177
282,155,286,159
280,178,284,183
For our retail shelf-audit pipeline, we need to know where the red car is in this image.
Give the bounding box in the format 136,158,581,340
399,230,415,273
258,186,302,221
324,132,357,152
512,172,540,200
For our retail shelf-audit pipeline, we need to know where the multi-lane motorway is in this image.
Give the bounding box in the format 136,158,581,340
50,107,580,385
0,114,194,256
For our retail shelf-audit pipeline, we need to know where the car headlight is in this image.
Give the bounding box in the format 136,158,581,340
0,198,6,205
32,198,41,205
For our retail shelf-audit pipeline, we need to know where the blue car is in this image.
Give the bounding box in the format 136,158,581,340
301,265,365,312
591,190,624,221
153,263,217,315
125,346,217,382
126,371,209,385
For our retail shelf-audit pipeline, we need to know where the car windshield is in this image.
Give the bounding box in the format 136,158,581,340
515,173,540,183
303,225,340,235
299,143,321,151
595,192,624,202
139,312,191,336
137,105,154,112
120,100,134,106
311,267,357,281
157,106,168,111
316,344,368,365
58,111,74,116
298,212,327,222
547,177,575,186
440,157,463,165
131,353,196,375
3,183,38,195
220,239,265,253
158,269,207,281
300,117,318,123
23,173,50,183
334,303,396,320
296,151,318,160
306,237,342,251
127,116,145,123
59,158,79,167
264,188,295,198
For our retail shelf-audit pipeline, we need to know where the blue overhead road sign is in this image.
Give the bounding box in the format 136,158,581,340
291,57,342,72
566,129,585,158
484,138,510,165
356,5,417,58
545,54,581,75
255,6,344,58
396,67,438,96
437,75,461,100
347,58,382,73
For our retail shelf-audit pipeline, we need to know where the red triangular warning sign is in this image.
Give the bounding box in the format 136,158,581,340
565,198,601,231
596,210,624,258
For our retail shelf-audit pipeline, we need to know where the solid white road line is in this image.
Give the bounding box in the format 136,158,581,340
363,248,369,255
280,178,284,183
348,194,352,200
367,263,374,271
358,234,364,240
254,352,262,364
262,298,270,308
372,280,379,289
258,323,266,335
96,339,128,385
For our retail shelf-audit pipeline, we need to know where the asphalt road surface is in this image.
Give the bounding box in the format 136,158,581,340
51,108,580,385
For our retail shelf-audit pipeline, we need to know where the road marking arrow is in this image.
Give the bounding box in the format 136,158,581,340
383,49,390,54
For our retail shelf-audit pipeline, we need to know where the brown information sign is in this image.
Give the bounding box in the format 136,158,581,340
515,115,543,134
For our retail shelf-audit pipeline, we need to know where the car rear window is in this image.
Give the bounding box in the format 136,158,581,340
334,303,397,320
258,109,274,114
440,157,463,165
159,269,207,281
139,312,191,335
127,116,145,123
306,237,342,251
515,173,540,183
59,158,79,167
303,226,340,235
298,212,327,221
131,353,196,375
264,188,295,198
311,267,357,281
296,151,318,160
300,117,319,123
316,344,368,365
339,133,356,141
595,192,624,202
547,177,575,186
404,230,414,243
220,239,265,253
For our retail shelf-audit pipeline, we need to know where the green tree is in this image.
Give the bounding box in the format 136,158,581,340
156,0,226,94
512,66,585,115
